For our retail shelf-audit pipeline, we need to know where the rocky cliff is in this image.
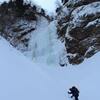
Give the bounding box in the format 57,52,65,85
0,0,100,65
57,0,100,65
0,0,51,52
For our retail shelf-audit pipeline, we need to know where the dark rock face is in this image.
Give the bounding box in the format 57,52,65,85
57,1,100,64
0,0,51,52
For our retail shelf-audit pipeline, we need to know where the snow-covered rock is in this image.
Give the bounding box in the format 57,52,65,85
57,0,100,64
0,0,51,51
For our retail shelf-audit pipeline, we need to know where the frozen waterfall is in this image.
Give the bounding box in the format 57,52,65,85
27,17,67,65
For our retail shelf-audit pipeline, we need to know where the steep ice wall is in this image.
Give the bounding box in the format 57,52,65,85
26,18,67,65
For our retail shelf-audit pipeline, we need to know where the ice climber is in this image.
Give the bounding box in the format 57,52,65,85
68,86,79,100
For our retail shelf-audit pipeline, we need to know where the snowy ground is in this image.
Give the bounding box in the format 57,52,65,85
0,37,100,100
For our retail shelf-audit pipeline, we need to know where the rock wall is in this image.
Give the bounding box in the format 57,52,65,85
57,0,100,64
0,0,51,52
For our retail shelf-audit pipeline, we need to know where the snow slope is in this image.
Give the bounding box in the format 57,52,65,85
0,37,59,100
0,36,100,100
